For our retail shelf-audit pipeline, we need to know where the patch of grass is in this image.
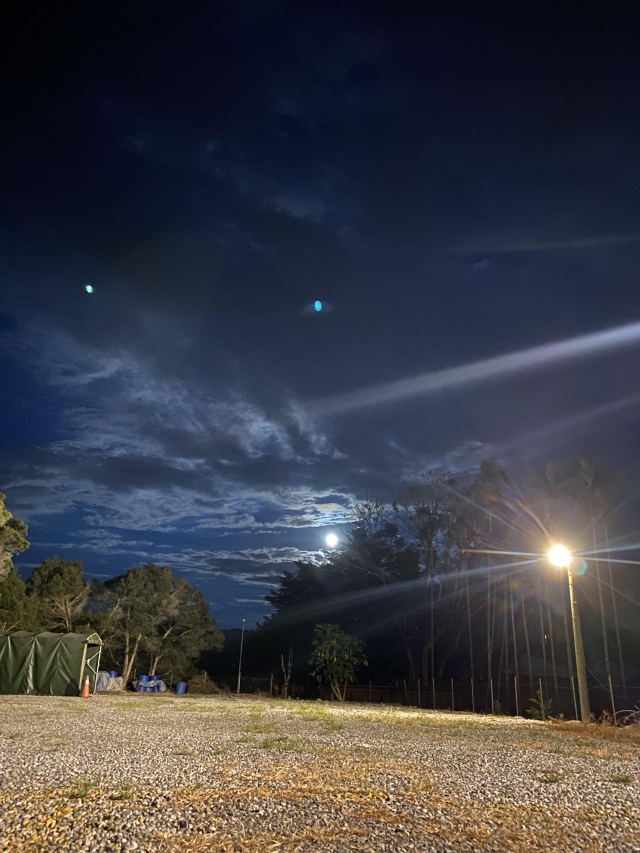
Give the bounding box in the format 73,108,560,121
65,778,94,799
292,704,344,731
236,734,255,744
548,745,573,756
7,732,24,740
115,782,136,800
260,735,300,751
538,769,562,784
244,721,275,733
174,747,194,756
610,773,632,784
551,719,640,746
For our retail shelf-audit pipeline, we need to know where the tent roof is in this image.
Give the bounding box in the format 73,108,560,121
6,631,102,645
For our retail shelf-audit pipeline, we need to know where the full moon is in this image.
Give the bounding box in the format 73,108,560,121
325,533,339,548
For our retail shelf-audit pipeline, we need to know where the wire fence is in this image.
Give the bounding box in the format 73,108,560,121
222,674,640,719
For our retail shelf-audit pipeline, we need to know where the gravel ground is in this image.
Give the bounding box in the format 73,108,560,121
0,694,639,852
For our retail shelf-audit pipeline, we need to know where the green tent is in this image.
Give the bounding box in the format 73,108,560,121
0,631,102,696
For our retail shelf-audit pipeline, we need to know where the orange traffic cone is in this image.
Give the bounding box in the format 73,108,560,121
80,675,90,698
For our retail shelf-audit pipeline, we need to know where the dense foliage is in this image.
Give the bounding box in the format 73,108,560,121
0,495,222,682
309,623,367,701
245,458,638,713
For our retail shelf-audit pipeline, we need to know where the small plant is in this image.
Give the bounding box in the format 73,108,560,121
244,720,275,733
491,701,504,716
527,688,553,721
174,747,194,756
539,769,562,784
115,782,136,800
610,773,632,784
66,778,93,799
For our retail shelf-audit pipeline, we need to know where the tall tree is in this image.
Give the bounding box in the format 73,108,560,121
572,458,615,710
0,568,37,634
0,493,29,580
98,564,221,683
28,557,88,631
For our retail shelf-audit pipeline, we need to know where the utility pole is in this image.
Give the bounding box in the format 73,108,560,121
236,618,246,696
567,570,590,722
548,545,590,723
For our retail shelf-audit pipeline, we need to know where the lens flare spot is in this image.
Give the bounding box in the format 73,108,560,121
314,300,323,312
85,284,93,294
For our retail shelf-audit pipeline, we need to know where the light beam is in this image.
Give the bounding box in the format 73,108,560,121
310,319,640,415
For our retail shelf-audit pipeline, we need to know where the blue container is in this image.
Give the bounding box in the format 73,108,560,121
137,683,147,693
152,684,160,693
109,671,118,678
175,681,187,695
139,675,149,682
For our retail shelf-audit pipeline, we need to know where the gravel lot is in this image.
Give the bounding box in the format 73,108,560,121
0,694,638,852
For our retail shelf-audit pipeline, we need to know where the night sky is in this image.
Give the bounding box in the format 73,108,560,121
3,3,640,628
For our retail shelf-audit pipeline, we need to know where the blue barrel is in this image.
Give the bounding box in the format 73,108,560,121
109,671,119,678
151,684,159,693
137,683,147,693
139,674,149,682
175,681,187,695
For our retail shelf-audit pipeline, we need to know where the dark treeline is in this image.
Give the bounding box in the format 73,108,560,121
237,459,639,714
2,454,639,710
0,495,223,683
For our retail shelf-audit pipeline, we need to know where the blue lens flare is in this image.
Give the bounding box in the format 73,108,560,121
314,300,323,312
574,559,588,576
85,284,93,294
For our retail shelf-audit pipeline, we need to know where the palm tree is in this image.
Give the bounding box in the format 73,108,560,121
572,458,616,713
471,459,508,705
603,523,627,701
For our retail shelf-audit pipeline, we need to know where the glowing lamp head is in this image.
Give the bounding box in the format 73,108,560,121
314,300,323,312
325,533,339,548
548,544,571,568
85,284,93,294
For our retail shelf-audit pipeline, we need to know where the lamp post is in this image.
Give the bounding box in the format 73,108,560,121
236,618,246,696
548,545,590,722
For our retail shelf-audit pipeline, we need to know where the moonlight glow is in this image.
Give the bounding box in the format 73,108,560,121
325,533,339,548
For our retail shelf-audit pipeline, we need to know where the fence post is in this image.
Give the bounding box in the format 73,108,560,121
270,673,273,695
418,679,421,709
369,680,372,703
432,677,436,711
490,678,494,713
570,676,578,721
471,677,475,713
451,678,454,711
539,678,545,721
608,675,616,721
403,679,408,704
514,676,519,717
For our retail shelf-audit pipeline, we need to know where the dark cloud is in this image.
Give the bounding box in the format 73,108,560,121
3,3,640,624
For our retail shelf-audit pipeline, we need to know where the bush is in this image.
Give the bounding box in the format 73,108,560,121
527,687,553,720
186,672,230,695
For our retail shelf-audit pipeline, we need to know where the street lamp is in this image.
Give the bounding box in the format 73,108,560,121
548,544,590,721
236,618,246,696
